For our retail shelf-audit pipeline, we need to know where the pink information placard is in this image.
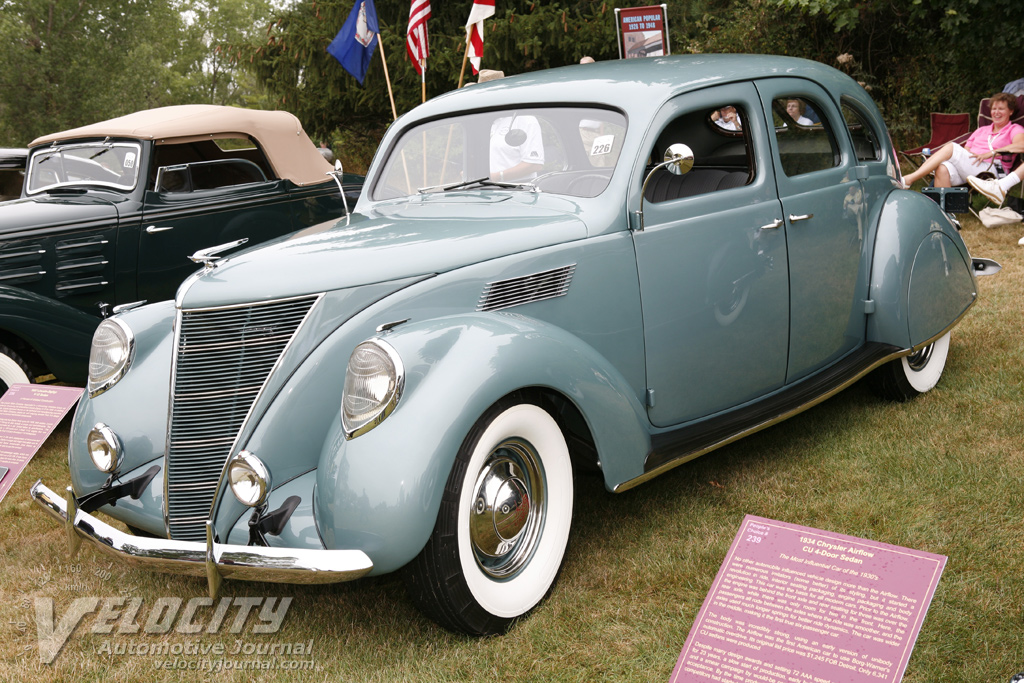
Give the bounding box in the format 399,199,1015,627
0,384,83,504
671,515,946,683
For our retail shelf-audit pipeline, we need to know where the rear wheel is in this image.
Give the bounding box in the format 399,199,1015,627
870,332,950,401
0,343,32,394
406,399,574,635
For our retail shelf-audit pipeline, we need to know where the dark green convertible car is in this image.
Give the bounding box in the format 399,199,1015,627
0,105,360,392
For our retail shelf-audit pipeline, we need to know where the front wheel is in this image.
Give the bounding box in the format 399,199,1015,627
870,332,951,401
406,399,574,635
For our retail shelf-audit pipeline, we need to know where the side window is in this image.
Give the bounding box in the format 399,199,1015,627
643,103,754,203
772,96,840,176
841,101,881,162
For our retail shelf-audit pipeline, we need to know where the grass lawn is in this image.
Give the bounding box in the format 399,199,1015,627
0,213,1021,683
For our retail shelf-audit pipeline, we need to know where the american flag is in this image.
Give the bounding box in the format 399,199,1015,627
465,0,495,74
406,0,431,75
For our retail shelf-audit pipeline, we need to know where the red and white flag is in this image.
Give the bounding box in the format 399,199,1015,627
465,0,495,74
406,0,431,75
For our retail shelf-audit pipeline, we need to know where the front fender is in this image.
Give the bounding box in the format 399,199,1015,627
314,312,650,574
867,191,976,349
0,285,101,382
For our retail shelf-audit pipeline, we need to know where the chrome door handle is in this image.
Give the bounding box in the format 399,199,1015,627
760,218,783,230
146,225,173,233
788,213,814,222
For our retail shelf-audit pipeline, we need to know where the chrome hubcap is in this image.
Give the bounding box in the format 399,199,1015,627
906,343,934,372
469,439,545,579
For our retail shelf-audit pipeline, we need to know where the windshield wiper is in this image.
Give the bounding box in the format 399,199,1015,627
418,176,537,194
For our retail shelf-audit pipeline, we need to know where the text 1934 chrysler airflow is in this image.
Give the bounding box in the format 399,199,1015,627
33,56,988,635
0,105,360,392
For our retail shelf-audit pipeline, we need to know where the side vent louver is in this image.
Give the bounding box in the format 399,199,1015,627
478,264,576,312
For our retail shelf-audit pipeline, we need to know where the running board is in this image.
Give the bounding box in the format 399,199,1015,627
614,342,901,492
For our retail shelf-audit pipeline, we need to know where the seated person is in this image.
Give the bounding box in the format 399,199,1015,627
967,131,1024,204
490,115,544,182
785,99,815,126
711,105,742,131
903,92,1024,189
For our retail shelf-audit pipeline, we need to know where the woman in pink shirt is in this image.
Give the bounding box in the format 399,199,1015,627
903,92,1024,188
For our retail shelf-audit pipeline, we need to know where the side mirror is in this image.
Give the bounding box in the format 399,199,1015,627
635,143,695,232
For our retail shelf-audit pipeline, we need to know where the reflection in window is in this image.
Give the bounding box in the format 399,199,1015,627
772,96,839,176
372,108,626,200
643,104,753,203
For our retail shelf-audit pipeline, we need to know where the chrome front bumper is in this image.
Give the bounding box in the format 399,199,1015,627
31,480,373,598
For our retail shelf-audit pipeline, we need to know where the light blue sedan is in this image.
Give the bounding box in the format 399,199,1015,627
33,55,984,636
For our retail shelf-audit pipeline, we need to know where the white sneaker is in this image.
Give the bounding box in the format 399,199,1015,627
967,175,1006,205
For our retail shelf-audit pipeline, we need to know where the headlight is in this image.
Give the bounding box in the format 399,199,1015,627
87,318,135,398
227,451,272,508
86,423,123,474
341,339,404,439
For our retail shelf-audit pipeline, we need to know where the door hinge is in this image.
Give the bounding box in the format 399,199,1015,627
646,388,656,408
863,299,875,314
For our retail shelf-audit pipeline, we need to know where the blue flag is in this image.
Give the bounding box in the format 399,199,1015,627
328,0,380,85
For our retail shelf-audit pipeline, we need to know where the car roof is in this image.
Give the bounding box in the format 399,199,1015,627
416,54,859,122
28,105,332,187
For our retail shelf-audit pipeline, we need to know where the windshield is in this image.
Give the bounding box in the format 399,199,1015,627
372,107,627,200
26,142,142,194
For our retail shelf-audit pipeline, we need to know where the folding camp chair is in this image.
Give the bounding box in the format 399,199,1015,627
899,112,970,171
962,96,1024,216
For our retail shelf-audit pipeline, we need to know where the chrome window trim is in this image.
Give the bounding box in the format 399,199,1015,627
86,317,136,398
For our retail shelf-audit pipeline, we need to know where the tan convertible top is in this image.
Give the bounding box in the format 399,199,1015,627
30,105,333,187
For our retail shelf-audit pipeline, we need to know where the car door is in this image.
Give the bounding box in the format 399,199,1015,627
754,78,868,383
138,160,294,302
632,83,790,428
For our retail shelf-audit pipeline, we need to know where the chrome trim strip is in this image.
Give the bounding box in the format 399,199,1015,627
56,238,110,251
32,481,373,598
0,270,46,281
0,249,45,260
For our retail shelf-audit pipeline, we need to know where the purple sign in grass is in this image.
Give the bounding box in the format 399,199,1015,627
0,384,83,504
671,515,945,683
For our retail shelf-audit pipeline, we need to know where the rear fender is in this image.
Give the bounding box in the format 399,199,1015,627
867,191,976,349
314,312,650,574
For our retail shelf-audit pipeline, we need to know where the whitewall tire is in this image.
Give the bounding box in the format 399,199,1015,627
870,332,951,401
0,343,32,394
406,398,574,635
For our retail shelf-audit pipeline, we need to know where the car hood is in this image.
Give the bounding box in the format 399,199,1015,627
179,193,590,308
0,192,120,236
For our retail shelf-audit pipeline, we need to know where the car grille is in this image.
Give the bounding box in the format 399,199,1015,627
165,294,320,541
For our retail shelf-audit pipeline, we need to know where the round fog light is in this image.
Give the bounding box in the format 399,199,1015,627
87,423,123,474
227,451,271,508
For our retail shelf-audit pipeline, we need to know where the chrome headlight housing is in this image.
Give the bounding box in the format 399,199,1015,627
86,423,123,474
227,451,272,508
341,339,404,439
87,317,135,398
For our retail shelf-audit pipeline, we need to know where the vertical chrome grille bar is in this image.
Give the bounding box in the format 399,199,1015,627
163,295,320,541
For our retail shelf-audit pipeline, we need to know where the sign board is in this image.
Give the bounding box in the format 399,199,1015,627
671,515,946,683
0,384,84,504
615,5,670,59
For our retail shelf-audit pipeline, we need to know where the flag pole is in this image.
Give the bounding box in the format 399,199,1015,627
421,61,426,103
457,34,470,88
377,35,398,120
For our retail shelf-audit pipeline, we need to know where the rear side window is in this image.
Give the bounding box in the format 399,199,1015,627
841,101,881,162
771,96,840,177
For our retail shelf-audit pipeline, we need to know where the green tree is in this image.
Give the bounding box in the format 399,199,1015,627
0,0,197,144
